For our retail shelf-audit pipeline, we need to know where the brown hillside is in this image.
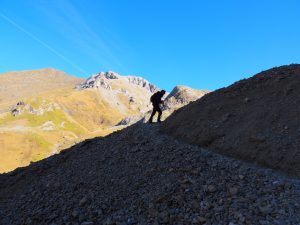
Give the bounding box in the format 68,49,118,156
163,64,300,177
0,68,83,107
0,70,157,173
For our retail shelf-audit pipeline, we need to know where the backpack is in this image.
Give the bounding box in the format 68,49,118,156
150,94,154,103
150,92,158,103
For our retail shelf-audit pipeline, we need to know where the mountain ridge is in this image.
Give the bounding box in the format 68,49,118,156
0,68,207,173
77,71,158,93
0,68,83,106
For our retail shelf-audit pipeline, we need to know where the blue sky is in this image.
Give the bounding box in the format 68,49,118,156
1,0,300,91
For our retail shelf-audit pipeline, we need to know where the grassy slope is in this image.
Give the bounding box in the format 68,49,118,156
0,84,145,173
1,69,185,173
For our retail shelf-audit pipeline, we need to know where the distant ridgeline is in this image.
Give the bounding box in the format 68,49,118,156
0,68,207,173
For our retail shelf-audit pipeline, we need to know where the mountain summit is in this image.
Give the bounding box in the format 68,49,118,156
163,85,209,111
77,71,158,93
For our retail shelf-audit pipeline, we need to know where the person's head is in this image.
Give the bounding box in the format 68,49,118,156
160,90,166,95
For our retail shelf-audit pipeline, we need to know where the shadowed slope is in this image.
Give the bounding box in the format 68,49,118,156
163,64,300,177
0,123,300,224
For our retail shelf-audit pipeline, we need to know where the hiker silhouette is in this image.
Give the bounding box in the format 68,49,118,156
148,90,166,123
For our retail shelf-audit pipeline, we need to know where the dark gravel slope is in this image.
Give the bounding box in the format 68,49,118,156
1,123,300,225
163,64,300,178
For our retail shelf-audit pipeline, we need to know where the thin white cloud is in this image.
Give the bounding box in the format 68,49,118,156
0,11,89,75
31,0,126,72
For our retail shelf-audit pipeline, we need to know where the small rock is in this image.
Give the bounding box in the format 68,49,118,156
284,182,292,189
81,222,94,225
207,185,216,193
72,210,79,217
25,218,32,224
243,97,250,103
127,218,135,224
259,205,272,214
97,209,103,216
79,197,88,206
192,216,206,224
200,201,210,210
53,182,60,188
159,211,169,223
103,217,115,225
228,222,237,225
229,187,239,195
238,175,245,180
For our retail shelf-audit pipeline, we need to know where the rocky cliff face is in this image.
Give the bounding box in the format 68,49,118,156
163,85,209,111
10,101,61,117
114,85,209,126
77,71,158,93
126,76,158,93
75,71,160,115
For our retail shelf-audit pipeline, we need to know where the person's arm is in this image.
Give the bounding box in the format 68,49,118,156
160,93,164,104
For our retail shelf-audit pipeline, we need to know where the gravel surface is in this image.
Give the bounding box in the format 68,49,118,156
1,123,300,224
163,64,300,178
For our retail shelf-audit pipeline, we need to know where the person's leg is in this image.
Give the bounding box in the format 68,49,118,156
157,107,162,122
148,107,157,123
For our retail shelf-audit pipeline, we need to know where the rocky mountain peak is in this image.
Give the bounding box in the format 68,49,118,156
100,71,120,79
167,85,192,102
76,71,158,93
126,76,158,93
76,72,111,90
164,85,209,109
